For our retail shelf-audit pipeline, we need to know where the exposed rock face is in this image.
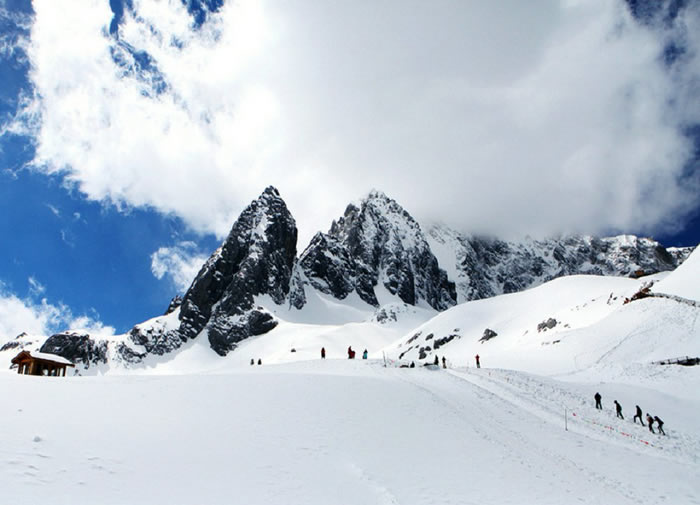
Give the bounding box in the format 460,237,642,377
0,332,37,353
537,318,558,332
39,332,108,368
427,228,693,303
0,340,23,352
480,328,498,342
164,295,183,315
299,191,456,310
176,186,298,355
126,312,183,358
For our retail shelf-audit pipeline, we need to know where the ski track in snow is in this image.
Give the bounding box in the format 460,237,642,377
392,370,642,504
449,368,700,465
391,366,699,505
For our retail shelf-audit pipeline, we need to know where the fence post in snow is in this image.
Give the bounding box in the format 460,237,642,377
383,352,387,368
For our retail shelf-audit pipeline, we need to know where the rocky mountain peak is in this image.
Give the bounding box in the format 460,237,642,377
174,186,298,355
300,191,456,310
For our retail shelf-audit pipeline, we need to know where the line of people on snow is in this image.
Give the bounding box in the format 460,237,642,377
594,392,665,435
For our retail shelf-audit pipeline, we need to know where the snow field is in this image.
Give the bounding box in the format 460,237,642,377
2,360,699,505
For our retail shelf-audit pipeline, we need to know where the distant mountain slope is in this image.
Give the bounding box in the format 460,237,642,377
427,226,691,303
384,272,699,375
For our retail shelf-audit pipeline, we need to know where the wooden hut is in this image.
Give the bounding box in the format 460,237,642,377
11,350,74,377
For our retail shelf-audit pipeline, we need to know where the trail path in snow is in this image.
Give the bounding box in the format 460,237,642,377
446,367,700,464
387,365,700,504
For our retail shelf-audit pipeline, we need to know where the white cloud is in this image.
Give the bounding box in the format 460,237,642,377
45,203,60,217
9,0,700,245
151,242,208,293
0,279,115,344
27,276,45,296
0,4,31,61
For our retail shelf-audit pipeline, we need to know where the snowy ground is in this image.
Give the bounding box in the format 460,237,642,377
2,358,699,505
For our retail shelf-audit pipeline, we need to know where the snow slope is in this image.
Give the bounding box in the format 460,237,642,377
384,273,699,379
655,245,700,301
1,360,698,505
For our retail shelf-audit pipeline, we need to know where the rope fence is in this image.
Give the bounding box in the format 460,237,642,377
569,411,661,448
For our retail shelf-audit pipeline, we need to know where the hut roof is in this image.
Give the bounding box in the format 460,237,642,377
11,350,74,366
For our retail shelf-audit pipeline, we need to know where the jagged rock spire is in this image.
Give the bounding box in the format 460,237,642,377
299,191,457,310
176,186,298,355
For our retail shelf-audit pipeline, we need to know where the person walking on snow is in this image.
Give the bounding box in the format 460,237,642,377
654,416,665,435
634,405,644,425
362,349,368,360
646,414,655,433
321,347,326,359
347,346,353,359
475,354,481,368
614,400,623,419
442,356,446,369
594,392,602,410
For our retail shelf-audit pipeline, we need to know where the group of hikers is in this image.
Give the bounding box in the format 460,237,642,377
595,392,666,435
343,346,368,360
325,347,482,370
252,347,480,370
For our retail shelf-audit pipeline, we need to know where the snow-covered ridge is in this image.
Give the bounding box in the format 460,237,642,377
426,226,692,303
384,252,699,377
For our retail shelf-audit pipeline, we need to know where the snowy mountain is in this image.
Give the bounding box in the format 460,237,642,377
4,248,699,504
3,208,700,504
386,246,700,374
3,186,694,371
119,186,299,358
427,227,691,303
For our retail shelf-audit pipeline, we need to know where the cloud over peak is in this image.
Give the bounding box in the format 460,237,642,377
6,0,700,244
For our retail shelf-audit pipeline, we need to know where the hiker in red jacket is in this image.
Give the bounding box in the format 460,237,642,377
646,414,655,433
475,354,481,368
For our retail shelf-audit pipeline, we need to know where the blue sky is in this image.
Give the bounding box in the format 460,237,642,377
1,0,699,340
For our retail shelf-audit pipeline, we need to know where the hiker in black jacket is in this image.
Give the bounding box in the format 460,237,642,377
614,400,623,419
594,392,602,410
633,405,644,425
654,416,665,435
